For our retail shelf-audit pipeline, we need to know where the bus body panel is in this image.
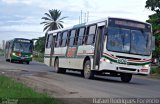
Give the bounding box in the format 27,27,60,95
59,58,83,70
5,38,33,63
44,17,152,78
44,48,51,66
10,51,32,61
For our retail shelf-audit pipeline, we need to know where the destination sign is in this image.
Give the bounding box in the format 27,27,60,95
108,18,151,31
16,39,31,43
115,20,145,29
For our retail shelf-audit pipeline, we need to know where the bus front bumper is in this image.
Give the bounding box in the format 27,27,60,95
11,56,32,61
99,61,150,75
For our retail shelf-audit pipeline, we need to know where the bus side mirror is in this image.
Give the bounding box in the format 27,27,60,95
152,36,155,50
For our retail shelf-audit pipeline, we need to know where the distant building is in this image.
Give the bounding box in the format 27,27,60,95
2,40,5,50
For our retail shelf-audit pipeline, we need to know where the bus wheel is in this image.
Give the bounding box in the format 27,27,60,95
54,59,65,73
10,59,14,63
81,70,84,77
26,61,30,65
83,60,94,79
120,73,132,83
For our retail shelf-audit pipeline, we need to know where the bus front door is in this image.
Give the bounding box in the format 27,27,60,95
93,23,105,70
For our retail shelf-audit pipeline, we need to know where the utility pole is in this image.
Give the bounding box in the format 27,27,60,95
87,11,89,22
84,12,86,23
81,10,82,24
79,16,80,24
79,10,89,24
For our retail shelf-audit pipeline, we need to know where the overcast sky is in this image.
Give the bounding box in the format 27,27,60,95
0,0,154,46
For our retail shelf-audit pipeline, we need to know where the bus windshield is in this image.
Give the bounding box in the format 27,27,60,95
13,42,33,53
107,27,151,56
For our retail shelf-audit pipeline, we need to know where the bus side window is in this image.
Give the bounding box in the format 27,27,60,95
86,25,97,45
77,27,85,45
69,29,76,47
46,34,53,48
61,31,68,47
56,32,62,47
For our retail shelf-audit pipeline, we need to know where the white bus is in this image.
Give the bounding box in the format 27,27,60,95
44,17,154,83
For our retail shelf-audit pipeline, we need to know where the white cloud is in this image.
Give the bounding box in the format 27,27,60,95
0,24,43,33
2,0,33,4
2,0,17,4
0,0,155,42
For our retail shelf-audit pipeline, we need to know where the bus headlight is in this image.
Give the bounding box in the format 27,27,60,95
12,52,16,56
30,55,33,58
105,59,110,63
144,64,149,68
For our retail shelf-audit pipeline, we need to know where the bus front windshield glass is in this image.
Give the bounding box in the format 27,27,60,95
13,42,33,53
107,27,151,56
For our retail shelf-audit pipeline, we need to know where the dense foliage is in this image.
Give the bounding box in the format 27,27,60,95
34,36,45,53
145,0,160,58
40,9,67,33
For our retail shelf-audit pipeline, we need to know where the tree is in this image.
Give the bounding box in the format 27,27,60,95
145,0,160,58
40,9,67,33
35,9,67,53
34,37,45,53
145,0,160,13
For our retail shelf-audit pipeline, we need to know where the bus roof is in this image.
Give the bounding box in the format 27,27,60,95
6,38,32,42
48,17,151,34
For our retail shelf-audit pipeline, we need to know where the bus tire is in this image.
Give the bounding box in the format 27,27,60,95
27,61,30,65
81,70,84,77
10,59,14,63
83,60,94,79
120,73,132,83
54,59,65,73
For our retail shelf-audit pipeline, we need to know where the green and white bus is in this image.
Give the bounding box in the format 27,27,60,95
5,38,33,64
44,17,154,83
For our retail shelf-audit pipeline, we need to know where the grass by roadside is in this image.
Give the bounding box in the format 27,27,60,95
0,49,4,56
0,75,63,104
33,53,44,63
150,66,160,78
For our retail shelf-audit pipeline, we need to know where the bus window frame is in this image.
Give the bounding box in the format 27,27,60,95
77,27,86,46
61,31,68,47
55,32,62,47
85,24,97,45
68,29,77,47
46,34,53,48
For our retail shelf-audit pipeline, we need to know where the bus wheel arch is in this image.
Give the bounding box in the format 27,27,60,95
82,56,94,79
54,57,66,73
83,56,91,68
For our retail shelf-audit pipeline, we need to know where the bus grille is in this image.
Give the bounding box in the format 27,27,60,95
119,67,136,71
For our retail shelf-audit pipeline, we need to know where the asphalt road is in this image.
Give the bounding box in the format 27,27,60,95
0,56,160,100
